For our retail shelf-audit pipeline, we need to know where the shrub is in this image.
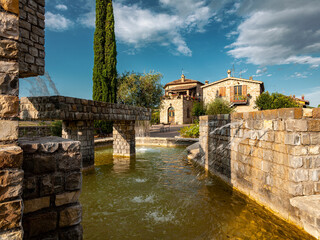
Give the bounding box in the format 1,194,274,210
151,109,160,125
50,120,62,137
192,101,206,118
255,92,301,110
206,98,234,115
179,121,199,138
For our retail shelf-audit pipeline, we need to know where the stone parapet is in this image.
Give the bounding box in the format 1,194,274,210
20,96,152,121
199,108,320,239
19,125,52,138
18,136,82,239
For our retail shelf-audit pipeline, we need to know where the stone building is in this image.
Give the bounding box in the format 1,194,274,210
202,70,264,112
160,74,204,124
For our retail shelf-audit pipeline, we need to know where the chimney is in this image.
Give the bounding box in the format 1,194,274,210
205,80,209,84
302,95,305,100
227,69,231,78
181,74,185,82
249,76,253,80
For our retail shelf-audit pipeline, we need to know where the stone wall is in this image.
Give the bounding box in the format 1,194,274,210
160,97,195,124
19,0,45,77
199,108,320,238
113,121,135,157
19,125,52,138
19,137,82,239
0,1,24,238
20,96,151,122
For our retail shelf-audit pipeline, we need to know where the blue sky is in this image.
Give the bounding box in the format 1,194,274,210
20,0,320,106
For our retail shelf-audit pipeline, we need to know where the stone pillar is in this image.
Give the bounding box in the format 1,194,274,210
0,1,24,239
113,120,136,157
62,120,94,168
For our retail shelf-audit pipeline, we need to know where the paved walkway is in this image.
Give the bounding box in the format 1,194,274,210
149,124,191,138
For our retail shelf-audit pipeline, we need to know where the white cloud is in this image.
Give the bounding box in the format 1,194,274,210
291,72,309,79
46,12,73,31
78,0,222,56
227,0,320,67
55,4,68,11
305,87,320,107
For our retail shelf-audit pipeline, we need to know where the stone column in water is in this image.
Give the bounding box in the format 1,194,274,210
62,120,94,168
113,120,136,157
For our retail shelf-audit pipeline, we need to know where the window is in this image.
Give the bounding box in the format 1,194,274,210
234,85,242,96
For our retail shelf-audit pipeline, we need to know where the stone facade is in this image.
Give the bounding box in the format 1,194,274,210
160,97,195,125
19,0,45,77
202,72,264,113
198,108,320,239
19,137,82,239
160,74,203,124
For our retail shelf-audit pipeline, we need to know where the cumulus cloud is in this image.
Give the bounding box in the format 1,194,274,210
291,72,310,79
227,0,320,67
55,4,68,11
78,0,223,56
46,12,73,31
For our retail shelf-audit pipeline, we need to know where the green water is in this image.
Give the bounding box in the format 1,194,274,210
80,146,313,240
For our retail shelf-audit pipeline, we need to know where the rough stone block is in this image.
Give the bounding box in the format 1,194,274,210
23,176,38,199
0,120,18,142
286,119,308,132
0,95,19,119
308,119,320,132
289,156,303,168
59,204,82,227
65,172,81,191
0,169,23,202
39,174,54,196
55,191,81,206
313,108,320,118
0,72,18,96
23,211,57,238
0,12,19,40
0,0,19,15
0,229,23,240
0,199,22,231
23,196,50,214
289,169,309,182
0,145,23,169
58,153,82,171
0,39,18,59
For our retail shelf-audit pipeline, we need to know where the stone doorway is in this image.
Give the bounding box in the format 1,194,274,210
168,107,175,123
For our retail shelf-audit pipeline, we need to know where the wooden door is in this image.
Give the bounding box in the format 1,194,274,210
168,107,175,124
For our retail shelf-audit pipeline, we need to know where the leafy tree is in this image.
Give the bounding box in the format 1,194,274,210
117,72,163,109
255,92,300,110
93,0,117,134
151,109,160,125
206,98,234,115
179,121,199,138
318,104,320,108
192,101,206,118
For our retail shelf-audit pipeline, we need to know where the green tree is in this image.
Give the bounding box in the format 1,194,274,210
255,92,300,110
117,72,163,109
206,98,234,115
192,101,206,118
93,0,117,134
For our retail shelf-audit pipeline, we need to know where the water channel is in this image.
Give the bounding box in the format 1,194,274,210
80,146,313,239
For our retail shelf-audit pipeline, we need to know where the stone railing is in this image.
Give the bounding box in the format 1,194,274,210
199,108,320,239
19,96,152,167
20,96,151,121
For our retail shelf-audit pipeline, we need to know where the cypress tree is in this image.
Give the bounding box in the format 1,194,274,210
93,0,117,134
93,0,117,103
